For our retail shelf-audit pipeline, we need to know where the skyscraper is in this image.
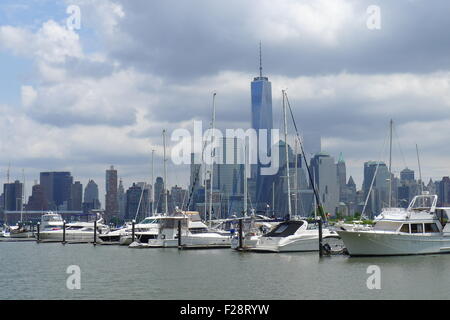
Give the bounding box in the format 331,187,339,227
26,184,48,211
83,179,100,213
310,152,339,216
117,179,126,219
3,180,23,211
125,183,150,221
69,181,83,211
105,166,119,222
363,161,391,217
40,172,73,210
251,44,274,211
154,177,164,213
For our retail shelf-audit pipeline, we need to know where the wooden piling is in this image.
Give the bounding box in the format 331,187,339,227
318,218,323,257
93,219,97,245
178,220,182,249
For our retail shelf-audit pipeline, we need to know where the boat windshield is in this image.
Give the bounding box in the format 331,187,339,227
408,195,436,211
263,221,303,237
42,215,62,222
139,219,160,224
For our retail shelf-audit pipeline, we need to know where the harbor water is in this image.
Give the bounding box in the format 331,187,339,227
1,241,449,300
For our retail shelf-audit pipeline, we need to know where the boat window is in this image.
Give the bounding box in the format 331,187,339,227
400,224,410,233
189,228,209,234
424,223,439,233
411,223,423,234
263,221,303,237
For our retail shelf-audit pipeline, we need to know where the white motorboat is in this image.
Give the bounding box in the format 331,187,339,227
248,219,339,253
40,212,64,231
118,216,163,245
130,212,232,248
9,223,34,239
230,216,276,250
39,216,109,243
337,193,450,256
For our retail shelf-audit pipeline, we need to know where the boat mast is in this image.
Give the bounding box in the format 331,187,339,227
294,139,298,218
243,140,248,217
208,92,217,226
163,130,168,215
151,149,155,216
388,119,393,208
21,168,24,223
282,90,292,220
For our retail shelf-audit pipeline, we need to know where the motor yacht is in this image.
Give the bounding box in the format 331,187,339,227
129,212,232,248
40,212,64,231
117,216,163,245
247,219,340,253
39,215,109,243
337,193,450,256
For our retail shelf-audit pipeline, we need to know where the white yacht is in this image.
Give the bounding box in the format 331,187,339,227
39,212,64,231
39,215,109,243
129,212,231,248
117,216,163,245
337,193,450,256
9,223,34,239
247,219,339,253
230,216,276,250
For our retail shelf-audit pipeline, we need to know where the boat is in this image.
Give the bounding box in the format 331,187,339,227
9,223,34,239
112,216,162,245
39,214,109,243
246,219,339,252
337,193,450,256
129,212,232,248
40,212,64,231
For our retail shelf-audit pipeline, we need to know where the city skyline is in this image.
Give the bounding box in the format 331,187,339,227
1,1,450,201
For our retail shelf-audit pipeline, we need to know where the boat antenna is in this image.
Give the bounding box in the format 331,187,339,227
284,92,326,221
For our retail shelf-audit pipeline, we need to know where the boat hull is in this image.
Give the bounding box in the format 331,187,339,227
39,231,102,243
337,230,450,256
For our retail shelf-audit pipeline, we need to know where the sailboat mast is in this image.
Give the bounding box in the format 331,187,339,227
282,90,292,220
21,169,24,222
243,141,248,217
208,92,217,226
151,149,155,216
388,119,393,208
163,130,168,215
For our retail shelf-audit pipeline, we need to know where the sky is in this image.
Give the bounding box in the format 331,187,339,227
1,0,450,201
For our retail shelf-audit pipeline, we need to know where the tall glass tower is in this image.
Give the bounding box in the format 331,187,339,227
251,44,274,211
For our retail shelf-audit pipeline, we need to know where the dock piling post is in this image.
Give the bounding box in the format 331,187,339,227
36,222,40,243
62,220,66,244
318,218,323,257
132,220,135,243
238,219,243,250
93,219,97,245
178,220,182,249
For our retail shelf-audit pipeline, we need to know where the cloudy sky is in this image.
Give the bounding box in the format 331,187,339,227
1,0,450,200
